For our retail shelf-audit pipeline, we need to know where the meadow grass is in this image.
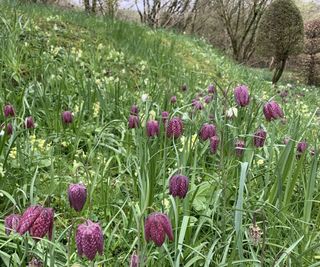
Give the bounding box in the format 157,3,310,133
0,1,319,266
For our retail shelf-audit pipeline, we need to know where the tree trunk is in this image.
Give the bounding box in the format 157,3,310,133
84,0,90,11
91,0,97,13
272,58,287,84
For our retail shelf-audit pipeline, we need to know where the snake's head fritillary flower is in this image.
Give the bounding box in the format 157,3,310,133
4,214,20,235
17,205,54,240
169,174,189,199
130,251,139,267
204,95,213,104
194,101,204,110
146,120,159,137
68,183,87,212
210,135,219,154
28,258,43,267
128,115,139,129
145,212,173,246
76,220,104,261
208,84,215,94
263,101,284,122
25,116,35,129
161,111,169,125
234,85,250,107
297,140,308,158
199,123,216,141
3,104,15,117
253,128,267,148
235,139,245,157
170,95,177,104
62,111,73,124
130,105,139,115
166,117,183,138
181,84,188,92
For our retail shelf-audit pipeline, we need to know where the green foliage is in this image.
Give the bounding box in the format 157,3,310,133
256,0,304,59
0,1,319,267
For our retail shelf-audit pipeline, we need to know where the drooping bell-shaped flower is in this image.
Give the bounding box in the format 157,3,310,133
253,128,267,148
208,84,215,94
204,95,213,104
68,183,87,212
28,258,43,267
62,111,73,124
3,104,15,117
210,135,219,154
146,120,159,137
130,105,139,115
17,205,54,240
234,85,250,107
235,139,245,157
161,111,169,125
181,84,188,92
25,116,35,129
199,123,216,141
128,115,139,129
194,100,204,110
6,123,13,135
4,214,20,235
263,101,284,122
130,251,139,267
76,220,104,261
166,117,183,138
170,96,177,104
144,212,173,247
297,140,308,157
169,174,189,199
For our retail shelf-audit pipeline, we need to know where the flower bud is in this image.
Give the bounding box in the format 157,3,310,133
128,115,139,129
169,174,189,199
25,116,35,129
146,120,159,137
235,139,245,157
68,183,87,212
263,101,284,121
199,123,216,141
3,104,15,117
76,220,104,261
62,111,73,124
234,85,250,107
204,95,213,104
145,212,173,246
253,128,267,148
166,117,183,138
210,135,219,154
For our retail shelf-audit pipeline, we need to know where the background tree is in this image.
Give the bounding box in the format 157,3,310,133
303,19,320,85
256,0,304,84
213,0,272,63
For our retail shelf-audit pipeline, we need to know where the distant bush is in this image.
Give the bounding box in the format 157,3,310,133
256,0,304,84
303,19,320,85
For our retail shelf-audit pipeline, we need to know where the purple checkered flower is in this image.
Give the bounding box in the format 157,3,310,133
68,183,87,212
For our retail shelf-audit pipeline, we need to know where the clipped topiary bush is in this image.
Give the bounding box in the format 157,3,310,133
256,0,304,84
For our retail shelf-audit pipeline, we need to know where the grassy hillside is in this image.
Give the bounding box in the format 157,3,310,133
0,1,319,266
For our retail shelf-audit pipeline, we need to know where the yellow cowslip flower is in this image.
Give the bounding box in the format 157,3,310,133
9,147,17,159
38,139,46,152
162,198,170,209
257,159,264,165
149,110,156,120
30,134,36,146
93,102,100,117
97,43,104,50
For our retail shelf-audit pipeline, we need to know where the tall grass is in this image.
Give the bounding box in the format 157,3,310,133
0,1,319,266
